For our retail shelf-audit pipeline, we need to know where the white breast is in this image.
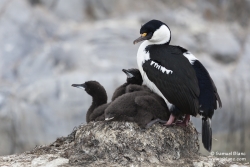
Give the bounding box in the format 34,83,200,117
136,41,172,108
137,41,150,72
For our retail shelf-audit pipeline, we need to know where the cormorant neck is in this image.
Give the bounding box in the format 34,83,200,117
86,90,107,123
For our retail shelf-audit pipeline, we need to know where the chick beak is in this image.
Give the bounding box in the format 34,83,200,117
122,69,134,78
71,83,86,90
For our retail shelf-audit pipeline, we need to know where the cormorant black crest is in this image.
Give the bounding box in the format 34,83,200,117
140,20,170,37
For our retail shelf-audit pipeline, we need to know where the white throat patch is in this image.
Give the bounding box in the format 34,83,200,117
149,25,171,45
137,40,150,74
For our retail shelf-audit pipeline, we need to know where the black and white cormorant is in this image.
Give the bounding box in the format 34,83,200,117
133,19,222,151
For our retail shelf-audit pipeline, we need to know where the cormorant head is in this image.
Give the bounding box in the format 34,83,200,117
122,68,143,85
133,19,171,45
71,81,106,97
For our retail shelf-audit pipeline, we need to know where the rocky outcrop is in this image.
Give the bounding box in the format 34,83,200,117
0,121,247,167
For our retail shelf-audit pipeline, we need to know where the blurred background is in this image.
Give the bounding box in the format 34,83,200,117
0,0,249,161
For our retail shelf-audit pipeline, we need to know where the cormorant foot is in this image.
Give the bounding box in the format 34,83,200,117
163,114,175,126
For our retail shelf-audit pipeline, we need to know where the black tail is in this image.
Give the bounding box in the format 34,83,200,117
202,118,212,152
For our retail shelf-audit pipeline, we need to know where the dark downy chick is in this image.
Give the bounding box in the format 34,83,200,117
111,68,142,101
105,84,170,129
72,81,107,123
71,68,143,123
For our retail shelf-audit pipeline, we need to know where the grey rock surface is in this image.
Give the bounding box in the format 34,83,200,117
0,121,247,167
206,26,241,63
0,0,249,156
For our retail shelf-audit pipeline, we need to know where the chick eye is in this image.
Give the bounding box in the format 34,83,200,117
141,33,147,37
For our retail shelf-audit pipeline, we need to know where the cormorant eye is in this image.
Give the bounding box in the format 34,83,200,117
141,33,147,37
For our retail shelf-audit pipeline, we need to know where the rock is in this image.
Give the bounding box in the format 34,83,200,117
201,0,250,27
206,27,241,63
235,34,250,77
70,121,199,165
0,121,247,167
31,155,69,166
51,0,86,21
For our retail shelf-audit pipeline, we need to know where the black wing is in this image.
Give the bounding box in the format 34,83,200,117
143,45,200,116
192,60,222,118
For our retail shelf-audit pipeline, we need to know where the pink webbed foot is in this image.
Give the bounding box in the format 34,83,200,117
164,114,176,126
